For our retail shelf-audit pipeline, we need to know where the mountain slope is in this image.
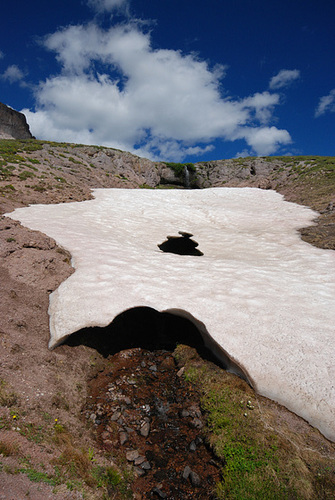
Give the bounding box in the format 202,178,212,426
0,139,334,499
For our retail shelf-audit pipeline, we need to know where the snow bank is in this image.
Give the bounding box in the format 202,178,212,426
7,188,335,441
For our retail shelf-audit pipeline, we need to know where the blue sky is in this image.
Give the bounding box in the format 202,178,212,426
0,0,334,161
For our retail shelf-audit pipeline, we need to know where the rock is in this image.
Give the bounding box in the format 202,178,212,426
182,465,191,479
134,455,146,466
140,421,150,437
119,431,128,445
111,410,121,421
151,487,167,498
141,461,151,470
182,466,201,486
189,470,201,487
189,440,197,452
133,466,145,477
191,417,203,429
126,449,139,462
0,102,34,140
258,178,272,189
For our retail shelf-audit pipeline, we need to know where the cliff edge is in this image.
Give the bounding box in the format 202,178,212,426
0,102,34,140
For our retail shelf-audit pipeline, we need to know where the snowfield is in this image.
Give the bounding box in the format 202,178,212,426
7,187,335,441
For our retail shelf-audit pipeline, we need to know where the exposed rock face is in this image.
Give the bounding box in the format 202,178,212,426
0,102,34,140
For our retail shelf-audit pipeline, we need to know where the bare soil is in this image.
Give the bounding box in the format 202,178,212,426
0,143,334,498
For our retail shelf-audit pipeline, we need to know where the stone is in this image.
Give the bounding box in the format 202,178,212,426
133,466,145,477
191,418,203,429
182,465,191,480
189,470,201,487
111,410,121,421
140,421,150,437
258,178,272,190
0,102,34,140
126,449,139,462
119,431,128,445
141,461,151,470
189,440,197,452
151,487,167,498
134,455,146,466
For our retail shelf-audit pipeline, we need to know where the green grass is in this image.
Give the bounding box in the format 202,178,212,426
174,345,320,500
165,162,196,178
18,170,35,180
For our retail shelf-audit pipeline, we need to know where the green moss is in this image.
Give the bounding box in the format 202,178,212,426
165,162,196,178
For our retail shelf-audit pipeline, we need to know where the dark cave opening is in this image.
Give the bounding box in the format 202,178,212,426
64,306,249,383
65,306,211,359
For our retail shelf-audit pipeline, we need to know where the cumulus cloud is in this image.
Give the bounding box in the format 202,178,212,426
269,69,300,90
1,64,26,84
241,127,291,156
24,20,291,160
315,89,335,117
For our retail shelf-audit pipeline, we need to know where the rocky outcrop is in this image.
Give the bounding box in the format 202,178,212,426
193,158,285,188
0,102,34,140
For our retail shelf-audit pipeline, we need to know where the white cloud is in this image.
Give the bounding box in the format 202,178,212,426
238,126,292,156
235,149,251,158
240,92,280,124
87,0,129,13
0,50,4,59
269,69,300,90
315,89,335,117
1,64,25,84
24,20,291,160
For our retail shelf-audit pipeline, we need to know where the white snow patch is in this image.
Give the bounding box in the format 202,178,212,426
6,187,335,441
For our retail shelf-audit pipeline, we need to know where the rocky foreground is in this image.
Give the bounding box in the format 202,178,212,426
0,139,334,499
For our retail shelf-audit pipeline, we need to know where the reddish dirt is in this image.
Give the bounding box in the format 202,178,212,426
86,348,221,499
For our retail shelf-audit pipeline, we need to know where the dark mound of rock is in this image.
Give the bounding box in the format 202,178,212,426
0,102,34,140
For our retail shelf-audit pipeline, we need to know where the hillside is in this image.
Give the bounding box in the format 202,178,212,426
1,140,334,248
0,139,334,499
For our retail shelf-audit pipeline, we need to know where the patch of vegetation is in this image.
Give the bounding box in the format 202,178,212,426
165,162,196,178
24,163,38,171
174,345,329,500
0,139,43,165
19,422,45,444
68,157,83,165
0,379,18,407
18,170,35,181
16,457,60,486
0,164,15,179
50,423,132,495
26,157,41,165
0,440,20,457
33,184,47,192
54,176,66,183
